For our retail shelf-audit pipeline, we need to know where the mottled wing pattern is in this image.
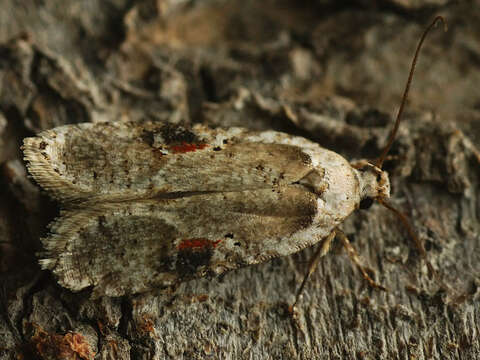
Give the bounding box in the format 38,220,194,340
23,121,314,204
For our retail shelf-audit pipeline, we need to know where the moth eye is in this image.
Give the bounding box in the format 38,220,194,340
359,197,374,210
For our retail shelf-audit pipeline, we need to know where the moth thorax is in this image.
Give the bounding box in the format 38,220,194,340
355,163,391,204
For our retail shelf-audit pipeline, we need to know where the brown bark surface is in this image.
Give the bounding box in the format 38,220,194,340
1,1,479,359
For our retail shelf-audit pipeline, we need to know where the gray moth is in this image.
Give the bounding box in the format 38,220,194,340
22,16,444,300
23,121,389,298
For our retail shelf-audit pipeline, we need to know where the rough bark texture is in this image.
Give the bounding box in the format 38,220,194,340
1,1,479,359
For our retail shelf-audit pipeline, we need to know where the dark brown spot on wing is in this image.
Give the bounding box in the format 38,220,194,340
160,123,198,144
176,245,214,279
141,130,155,147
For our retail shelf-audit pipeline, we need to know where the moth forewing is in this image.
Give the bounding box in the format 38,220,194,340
23,122,318,204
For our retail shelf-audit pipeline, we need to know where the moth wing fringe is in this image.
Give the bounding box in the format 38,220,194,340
23,130,89,203
38,208,106,292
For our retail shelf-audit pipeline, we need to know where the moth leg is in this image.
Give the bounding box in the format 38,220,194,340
336,228,387,291
290,230,336,313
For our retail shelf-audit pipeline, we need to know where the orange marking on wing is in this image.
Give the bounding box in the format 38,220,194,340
170,142,208,153
178,238,222,250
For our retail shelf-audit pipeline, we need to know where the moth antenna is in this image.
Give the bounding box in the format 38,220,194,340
375,16,447,169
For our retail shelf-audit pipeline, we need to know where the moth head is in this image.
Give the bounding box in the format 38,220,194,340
354,161,390,210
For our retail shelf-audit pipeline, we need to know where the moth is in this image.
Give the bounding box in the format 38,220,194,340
22,17,445,300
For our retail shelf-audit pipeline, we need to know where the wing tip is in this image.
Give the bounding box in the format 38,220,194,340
23,133,85,202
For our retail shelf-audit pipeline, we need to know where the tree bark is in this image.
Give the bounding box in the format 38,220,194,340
1,1,479,359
